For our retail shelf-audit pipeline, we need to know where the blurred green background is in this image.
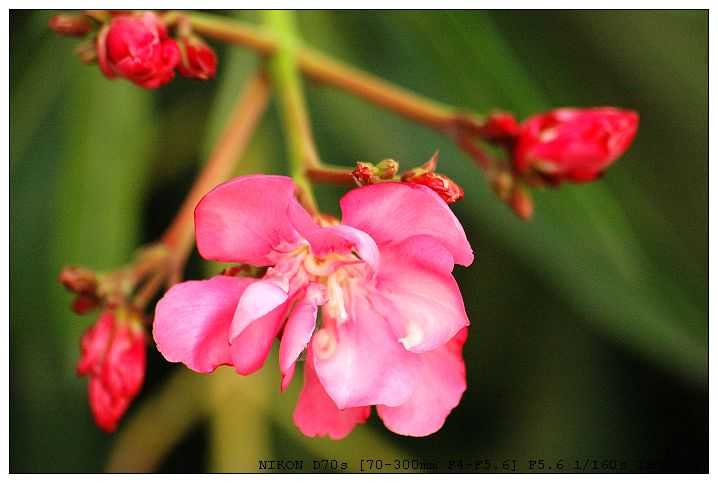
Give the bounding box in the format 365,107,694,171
10,10,707,473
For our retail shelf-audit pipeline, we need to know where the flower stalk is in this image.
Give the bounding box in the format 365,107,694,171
161,69,271,284
262,10,321,215
184,11,473,130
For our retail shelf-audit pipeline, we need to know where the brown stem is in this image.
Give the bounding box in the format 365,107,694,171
132,269,167,311
306,164,357,186
161,70,271,284
298,49,459,133
455,131,493,170
184,12,477,136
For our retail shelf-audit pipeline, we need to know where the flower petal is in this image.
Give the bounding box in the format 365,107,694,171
229,269,289,342
374,235,470,353
293,352,371,439
279,283,326,391
88,375,129,432
312,296,421,409
340,182,474,267
77,310,114,376
377,328,468,436
153,276,250,373
194,175,304,266
229,302,288,375
303,224,380,275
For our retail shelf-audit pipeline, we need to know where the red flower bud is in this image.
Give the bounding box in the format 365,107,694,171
399,151,463,203
177,36,217,80
402,171,464,204
482,111,520,142
77,308,146,431
352,162,378,186
513,107,638,183
49,14,93,37
96,12,180,89
71,295,99,315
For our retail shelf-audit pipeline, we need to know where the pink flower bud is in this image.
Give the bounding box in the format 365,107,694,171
177,36,217,80
77,308,146,432
96,12,180,89
513,107,639,183
402,171,464,204
49,14,93,37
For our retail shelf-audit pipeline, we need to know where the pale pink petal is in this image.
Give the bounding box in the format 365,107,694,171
279,283,326,391
340,182,474,267
377,328,468,436
229,302,288,375
312,296,421,409
153,276,250,373
229,269,289,341
303,225,380,275
293,352,370,439
373,235,470,353
194,175,304,266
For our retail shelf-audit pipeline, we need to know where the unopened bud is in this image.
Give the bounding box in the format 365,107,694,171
491,169,515,201
510,186,533,220
352,160,399,186
77,308,146,432
513,107,639,184
482,111,520,142
49,14,93,37
177,35,217,80
59,266,98,295
375,159,399,180
352,162,377,186
96,12,180,89
403,171,464,204
72,295,99,315
74,41,98,64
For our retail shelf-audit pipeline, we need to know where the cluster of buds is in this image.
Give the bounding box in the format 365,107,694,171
351,153,464,204
58,266,101,314
57,244,169,431
351,159,399,185
465,107,638,219
60,264,149,431
49,11,217,89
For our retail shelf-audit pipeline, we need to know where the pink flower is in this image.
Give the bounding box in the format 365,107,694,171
77,308,146,432
96,12,180,89
177,36,217,80
153,174,473,438
513,107,639,183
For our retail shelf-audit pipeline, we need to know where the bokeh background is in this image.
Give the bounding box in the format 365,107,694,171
10,10,708,473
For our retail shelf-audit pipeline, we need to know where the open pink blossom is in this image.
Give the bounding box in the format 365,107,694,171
153,174,473,437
